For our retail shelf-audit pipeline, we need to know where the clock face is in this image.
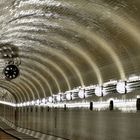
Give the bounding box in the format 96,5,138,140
4,64,19,80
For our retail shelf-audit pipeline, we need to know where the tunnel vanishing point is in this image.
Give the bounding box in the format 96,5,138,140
0,0,140,140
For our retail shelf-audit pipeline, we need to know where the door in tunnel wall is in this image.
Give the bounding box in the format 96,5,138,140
137,98,140,110
109,100,114,111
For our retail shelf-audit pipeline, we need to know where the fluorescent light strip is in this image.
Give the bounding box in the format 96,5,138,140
0,99,138,113
0,100,16,107
0,75,140,113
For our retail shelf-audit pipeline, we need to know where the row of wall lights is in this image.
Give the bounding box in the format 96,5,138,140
16,75,140,107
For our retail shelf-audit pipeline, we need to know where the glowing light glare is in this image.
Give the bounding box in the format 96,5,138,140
95,86,102,97
16,103,19,107
78,89,85,99
93,101,109,110
103,80,117,86
55,103,64,108
128,75,140,81
42,98,46,103
56,94,61,102
31,101,35,105
26,102,30,106
20,103,23,106
137,95,140,98
102,89,109,96
1,74,140,108
23,102,26,106
0,100,15,107
116,81,126,94
66,92,71,100
114,99,137,112
66,102,89,108
49,96,53,103
36,99,40,105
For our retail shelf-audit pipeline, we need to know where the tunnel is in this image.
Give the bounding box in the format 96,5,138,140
0,0,140,140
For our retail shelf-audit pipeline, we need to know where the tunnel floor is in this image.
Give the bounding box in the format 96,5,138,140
0,130,17,140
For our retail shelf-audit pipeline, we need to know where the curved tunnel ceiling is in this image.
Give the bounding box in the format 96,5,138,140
0,0,140,102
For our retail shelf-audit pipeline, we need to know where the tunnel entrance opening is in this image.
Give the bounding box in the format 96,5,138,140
109,100,114,111
136,98,140,110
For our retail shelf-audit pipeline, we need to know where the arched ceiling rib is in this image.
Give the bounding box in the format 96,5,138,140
22,66,53,96
0,0,140,103
0,87,16,103
0,81,23,102
2,17,125,81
